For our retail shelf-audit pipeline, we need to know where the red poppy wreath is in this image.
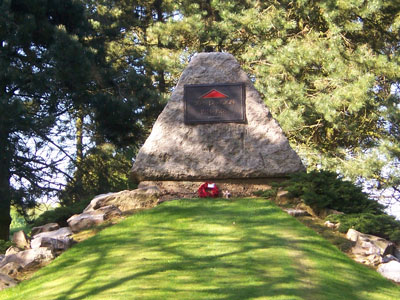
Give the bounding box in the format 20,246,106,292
198,182,219,198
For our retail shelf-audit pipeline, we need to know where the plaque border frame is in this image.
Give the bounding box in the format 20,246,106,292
183,82,247,124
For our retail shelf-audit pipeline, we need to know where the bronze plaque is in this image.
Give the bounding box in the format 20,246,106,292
184,83,246,124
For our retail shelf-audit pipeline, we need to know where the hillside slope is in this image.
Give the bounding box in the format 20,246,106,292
1,198,400,300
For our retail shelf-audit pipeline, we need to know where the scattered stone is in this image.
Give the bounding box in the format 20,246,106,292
382,254,400,264
276,190,291,204
67,212,104,233
5,246,21,256
0,273,17,291
319,209,344,219
346,229,396,266
67,205,122,233
39,237,74,255
31,227,74,252
0,247,54,270
378,261,400,283
394,247,400,260
12,230,29,249
31,223,60,236
284,209,310,217
296,203,317,217
0,261,23,278
131,52,305,182
346,228,360,242
84,189,160,214
324,221,339,229
295,202,344,219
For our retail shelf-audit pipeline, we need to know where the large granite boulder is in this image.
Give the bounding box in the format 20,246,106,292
131,52,304,181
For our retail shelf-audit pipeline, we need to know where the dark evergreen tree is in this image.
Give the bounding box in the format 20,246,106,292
0,0,96,239
135,0,400,199
0,0,161,239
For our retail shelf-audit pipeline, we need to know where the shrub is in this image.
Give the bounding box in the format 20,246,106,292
326,213,400,242
253,188,278,198
33,199,91,228
284,170,384,214
0,240,12,254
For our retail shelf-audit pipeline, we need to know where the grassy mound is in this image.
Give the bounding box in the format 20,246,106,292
1,198,399,300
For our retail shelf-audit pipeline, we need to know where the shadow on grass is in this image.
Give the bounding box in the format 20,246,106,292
5,198,400,300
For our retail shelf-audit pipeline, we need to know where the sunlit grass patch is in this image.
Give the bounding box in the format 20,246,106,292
1,198,399,300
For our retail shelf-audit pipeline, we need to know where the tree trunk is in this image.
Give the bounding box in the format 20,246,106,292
73,108,84,203
0,131,11,241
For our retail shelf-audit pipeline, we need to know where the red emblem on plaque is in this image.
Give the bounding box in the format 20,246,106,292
201,89,228,99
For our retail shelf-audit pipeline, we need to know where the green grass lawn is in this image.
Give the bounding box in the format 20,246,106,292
1,198,400,300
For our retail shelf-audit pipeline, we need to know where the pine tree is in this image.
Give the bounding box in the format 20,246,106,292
0,0,98,240
139,0,400,198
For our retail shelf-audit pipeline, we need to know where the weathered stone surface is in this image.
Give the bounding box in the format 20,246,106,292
378,261,400,283
284,209,310,217
275,190,292,205
0,248,54,270
67,212,104,233
131,52,305,181
84,189,160,213
0,261,22,278
67,205,122,233
295,202,343,219
346,229,394,256
0,255,4,263
5,246,21,256
346,228,360,242
0,273,17,291
395,247,400,260
354,253,382,266
12,230,29,249
295,203,318,217
324,221,339,229
38,237,74,254
382,254,400,264
31,223,60,236
346,229,397,266
31,227,73,250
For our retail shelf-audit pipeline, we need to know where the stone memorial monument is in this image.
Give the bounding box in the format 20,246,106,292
131,52,305,196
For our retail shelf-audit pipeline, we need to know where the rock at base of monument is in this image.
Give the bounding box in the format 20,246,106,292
0,274,17,291
284,209,311,217
378,261,400,283
139,178,285,199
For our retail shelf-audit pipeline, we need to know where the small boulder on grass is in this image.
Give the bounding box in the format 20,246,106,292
0,261,23,278
0,247,54,271
31,223,60,236
12,230,29,249
31,227,74,254
84,188,160,213
67,205,122,233
5,246,21,256
0,273,17,291
378,261,400,283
